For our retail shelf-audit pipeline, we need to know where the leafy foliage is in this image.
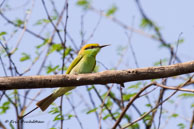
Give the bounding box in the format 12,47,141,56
20,53,30,62
49,107,64,121
122,93,136,101
140,18,153,28
86,107,98,114
171,113,179,118
49,44,64,54
34,16,57,26
0,1,193,129
177,123,185,129
63,47,72,57
36,38,50,49
65,114,75,120
127,82,141,89
153,58,168,66
77,0,90,8
106,5,117,16
178,93,194,99
46,64,60,74
0,101,10,114
9,122,14,129
0,31,7,36
14,18,24,27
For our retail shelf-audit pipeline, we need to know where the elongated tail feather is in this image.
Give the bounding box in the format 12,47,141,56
36,87,75,111
36,94,57,111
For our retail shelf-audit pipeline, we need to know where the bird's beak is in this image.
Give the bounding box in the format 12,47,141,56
99,44,110,48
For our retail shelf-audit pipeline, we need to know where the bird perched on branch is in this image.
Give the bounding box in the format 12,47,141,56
36,43,109,111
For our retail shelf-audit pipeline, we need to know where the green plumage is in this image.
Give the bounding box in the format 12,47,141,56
36,43,109,111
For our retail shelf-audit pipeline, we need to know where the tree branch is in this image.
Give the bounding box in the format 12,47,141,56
0,61,194,90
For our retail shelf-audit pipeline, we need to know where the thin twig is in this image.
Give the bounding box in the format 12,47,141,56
41,0,64,44
135,0,181,63
122,75,194,128
66,96,84,129
61,0,68,74
93,86,122,128
0,55,7,76
99,85,113,129
60,96,64,129
86,86,100,126
0,0,5,8
111,83,154,129
190,110,194,129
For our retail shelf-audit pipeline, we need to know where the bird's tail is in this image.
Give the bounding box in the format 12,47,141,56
36,94,57,111
36,87,76,111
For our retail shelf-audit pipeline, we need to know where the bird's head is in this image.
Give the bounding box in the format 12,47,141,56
78,43,109,56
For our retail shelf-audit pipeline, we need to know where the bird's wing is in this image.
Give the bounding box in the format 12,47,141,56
66,55,83,74
91,60,96,72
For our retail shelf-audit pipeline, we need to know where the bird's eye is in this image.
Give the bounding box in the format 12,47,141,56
85,46,95,50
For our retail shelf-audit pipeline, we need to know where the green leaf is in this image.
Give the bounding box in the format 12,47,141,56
177,38,184,44
171,113,179,118
145,104,152,107
49,107,60,114
65,92,72,96
9,122,14,129
103,114,111,120
143,113,151,122
87,86,94,91
42,19,50,23
128,82,141,89
153,58,168,66
0,31,7,36
140,18,152,28
123,93,136,101
130,123,140,129
64,47,72,57
36,38,50,49
49,44,63,54
105,98,113,109
86,108,98,114
15,18,24,27
124,114,131,122
109,91,116,98
0,101,10,114
46,65,60,74
34,16,57,26
114,112,120,119
168,99,174,104
159,43,171,48
35,18,50,25
151,79,157,82
51,15,57,21
49,106,64,121
65,114,75,120
54,114,64,121
177,123,185,129
178,93,194,99
106,5,117,16
20,53,30,62
76,0,89,8
191,103,194,108
103,112,120,120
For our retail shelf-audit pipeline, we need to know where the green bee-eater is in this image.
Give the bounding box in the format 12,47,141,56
36,43,109,111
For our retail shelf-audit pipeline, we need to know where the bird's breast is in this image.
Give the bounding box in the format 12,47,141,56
70,56,96,74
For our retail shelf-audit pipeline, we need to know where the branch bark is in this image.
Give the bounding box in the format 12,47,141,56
0,61,194,90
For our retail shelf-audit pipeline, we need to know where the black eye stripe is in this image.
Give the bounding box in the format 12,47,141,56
85,46,99,50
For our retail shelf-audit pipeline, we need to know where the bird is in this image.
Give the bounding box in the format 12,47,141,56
36,43,109,111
